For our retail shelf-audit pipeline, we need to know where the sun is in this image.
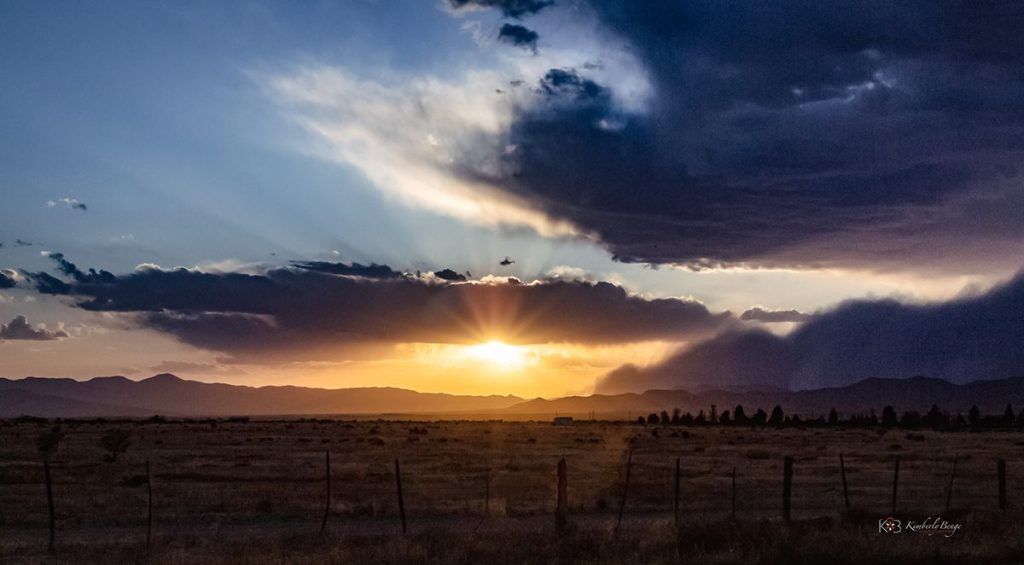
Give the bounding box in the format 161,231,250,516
465,340,530,370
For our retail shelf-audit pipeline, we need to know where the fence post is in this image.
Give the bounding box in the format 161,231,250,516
782,456,793,523
839,453,850,514
945,458,957,513
395,459,407,535
44,459,55,553
614,448,632,536
673,457,681,528
891,455,900,515
320,450,331,536
146,460,153,548
998,459,1007,511
556,458,567,532
731,467,737,522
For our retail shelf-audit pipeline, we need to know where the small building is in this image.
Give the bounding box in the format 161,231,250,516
553,416,574,426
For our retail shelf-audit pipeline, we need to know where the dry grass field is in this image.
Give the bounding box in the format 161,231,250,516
2,419,1024,564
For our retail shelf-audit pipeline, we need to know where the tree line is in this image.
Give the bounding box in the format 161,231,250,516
636,403,1024,430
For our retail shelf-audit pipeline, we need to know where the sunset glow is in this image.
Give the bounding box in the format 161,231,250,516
463,340,532,371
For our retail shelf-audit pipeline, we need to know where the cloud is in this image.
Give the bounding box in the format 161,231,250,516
447,0,553,19
46,197,88,211
443,1,1024,273
20,256,729,361
291,260,404,279
740,307,812,323
598,270,1024,393
498,23,539,52
0,269,17,289
0,315,69,341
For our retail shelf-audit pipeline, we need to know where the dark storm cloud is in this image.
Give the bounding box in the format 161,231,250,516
447,0,553,19
20,257,728,360
498,23,539,52
740,308,812,323
0,269,16,289
291,260,404,279
461,1,1024,271
598,270,1024,393
432,268,467,282
45,252,116,284
0,315,69,341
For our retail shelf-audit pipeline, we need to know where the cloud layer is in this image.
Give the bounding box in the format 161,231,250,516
598,270,1024,393
21,256,728,361
0,315,69,341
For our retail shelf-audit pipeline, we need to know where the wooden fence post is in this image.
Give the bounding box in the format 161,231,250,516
395,459,407,535
998,459,1007,512
782,456,793,523
44,459,55,553
556,458,567,532
839,453,850,514
891,455,900,515
146,460,153,548
731,467,737,522
319,450,331,536
614,448,633,536
673,457,681,528
945,458,957,513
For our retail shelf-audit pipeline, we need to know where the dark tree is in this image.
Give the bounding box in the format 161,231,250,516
647,412,661,425
768,405,785,426
681,412,694,425
828,408,839,426
694,410,707,425
968,405,981,426
671,408,682,425
923,405,947,428
637,416,647,426
733,405,748,426
99,428,131,462
709,404,718,424
660,410,671,425
1003,404,1016,427
1017,408,1024,428
790,414,802,426
881,405,898,427
719,410,732,425
752,408,768,426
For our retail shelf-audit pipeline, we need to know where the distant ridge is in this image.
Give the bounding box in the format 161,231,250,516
0,374,523,417
501,376,1024,418
2,374,1023,418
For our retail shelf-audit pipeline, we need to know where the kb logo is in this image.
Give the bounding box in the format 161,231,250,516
879,517,902,534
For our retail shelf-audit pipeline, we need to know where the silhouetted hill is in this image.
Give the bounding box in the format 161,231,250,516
4,374,1024,419
0,374,523,417
499,376,1024,418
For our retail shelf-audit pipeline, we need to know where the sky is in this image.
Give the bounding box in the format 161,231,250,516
2,1,1023,398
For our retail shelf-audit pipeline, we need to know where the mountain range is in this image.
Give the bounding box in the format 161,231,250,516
2,373,1024,418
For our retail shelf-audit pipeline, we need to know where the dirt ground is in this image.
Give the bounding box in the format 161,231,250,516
2,419,1023,563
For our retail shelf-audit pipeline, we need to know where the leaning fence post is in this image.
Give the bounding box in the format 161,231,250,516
614,448,633,536
945,458,957,513
782,456,793,523
839,453,850,514
891,455,900,515
44,459,55,553
731,467,737,522
673,457,681,527
556,458,568,532
319,450,331,536
146,460,153,548
395,459,407,535
998,459,1007,511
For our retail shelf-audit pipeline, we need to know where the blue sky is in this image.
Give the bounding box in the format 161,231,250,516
2,1,1022,395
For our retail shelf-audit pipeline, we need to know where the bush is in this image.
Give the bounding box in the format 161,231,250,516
98,428,131,462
